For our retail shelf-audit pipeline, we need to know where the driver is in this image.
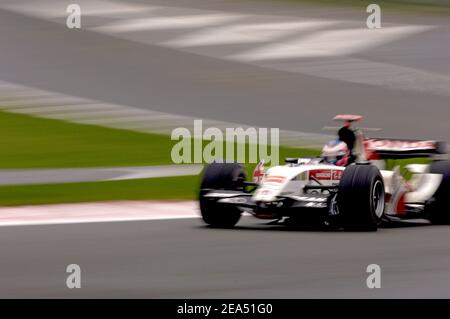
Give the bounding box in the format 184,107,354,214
322,139,350,166
322,121,357,166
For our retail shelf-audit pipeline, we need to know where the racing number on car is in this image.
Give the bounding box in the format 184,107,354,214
332,170,343,180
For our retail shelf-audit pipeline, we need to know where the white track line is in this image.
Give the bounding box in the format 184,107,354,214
1,0,155,19
165,20,337,47
0,201,199,227
95,14,244,33
260,57,450,96
234,25,433,61
2,1,446,97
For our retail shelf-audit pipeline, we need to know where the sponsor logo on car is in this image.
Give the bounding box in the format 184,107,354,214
309,169,343,181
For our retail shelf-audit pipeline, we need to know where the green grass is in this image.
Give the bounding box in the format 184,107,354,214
0,176,199,206
0,110,319,206
385,157,431,180
0,146,319,206
0,111,177,169
0,111,318,169
258,0,450,15
0,155,320,207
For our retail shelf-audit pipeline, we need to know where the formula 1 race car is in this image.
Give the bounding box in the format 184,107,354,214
199,115,450,231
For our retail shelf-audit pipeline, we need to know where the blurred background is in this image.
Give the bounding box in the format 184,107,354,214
0,0,450,298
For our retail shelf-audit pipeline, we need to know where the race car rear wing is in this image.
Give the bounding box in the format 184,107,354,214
364,138,448,159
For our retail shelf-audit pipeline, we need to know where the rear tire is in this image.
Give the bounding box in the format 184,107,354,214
199,163,246,228
426,161,450,224
338,164,385,231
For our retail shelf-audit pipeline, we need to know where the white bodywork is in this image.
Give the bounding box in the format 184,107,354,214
253,163,344,202
252,159,443,216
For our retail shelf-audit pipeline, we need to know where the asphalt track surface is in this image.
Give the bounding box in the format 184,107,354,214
1,1,450,298
2,217,450,298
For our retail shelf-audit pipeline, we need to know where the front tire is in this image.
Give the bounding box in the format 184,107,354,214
338,164,385,231
199,163,246,228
